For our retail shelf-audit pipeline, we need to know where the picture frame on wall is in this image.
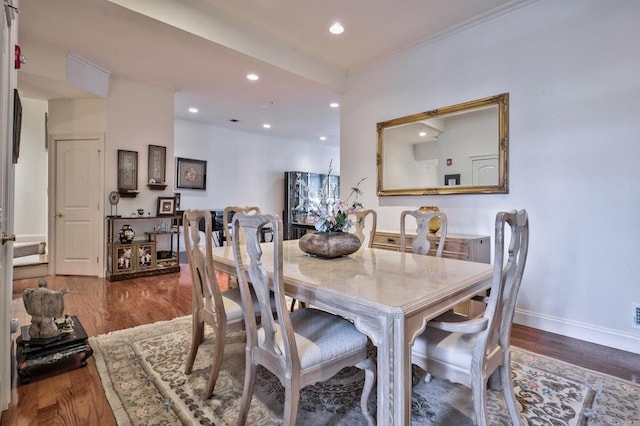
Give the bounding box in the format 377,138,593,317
156,196,177,216
147,145,166,184
176,157,207,190
117,150,138,191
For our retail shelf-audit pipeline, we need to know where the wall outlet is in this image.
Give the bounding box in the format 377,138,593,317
10,318,19,334
634,304,640,329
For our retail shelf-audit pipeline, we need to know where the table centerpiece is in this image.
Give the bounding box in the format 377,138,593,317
298,161,366,258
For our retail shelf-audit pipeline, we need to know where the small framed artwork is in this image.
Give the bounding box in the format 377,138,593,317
115,246,134,272
148,145,166,183
118,150,138,191
174,192,181,209
176,157,207,190
157,196,177,216
444,173,461,186
136,243,156,269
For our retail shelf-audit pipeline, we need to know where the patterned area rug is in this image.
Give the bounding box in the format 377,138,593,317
90,316,640,425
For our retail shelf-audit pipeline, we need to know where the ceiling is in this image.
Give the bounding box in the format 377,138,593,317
16,0,532,146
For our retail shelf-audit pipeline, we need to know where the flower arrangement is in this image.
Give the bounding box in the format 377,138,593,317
304,160,366,233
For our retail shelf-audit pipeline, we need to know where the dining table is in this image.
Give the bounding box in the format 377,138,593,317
210,239,493,425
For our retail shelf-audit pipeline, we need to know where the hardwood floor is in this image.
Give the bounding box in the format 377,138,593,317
2,267,639,425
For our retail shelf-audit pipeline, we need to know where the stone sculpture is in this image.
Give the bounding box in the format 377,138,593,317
23,277,69,339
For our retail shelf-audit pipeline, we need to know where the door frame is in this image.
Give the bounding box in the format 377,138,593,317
0,0,18,412
48,133,106,277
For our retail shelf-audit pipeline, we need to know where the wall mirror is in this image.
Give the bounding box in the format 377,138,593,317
376,93,508,196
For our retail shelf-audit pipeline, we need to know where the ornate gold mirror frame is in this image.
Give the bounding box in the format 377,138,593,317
376,93,509,196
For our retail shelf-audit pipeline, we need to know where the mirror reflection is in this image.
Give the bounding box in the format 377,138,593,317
376,93,508,196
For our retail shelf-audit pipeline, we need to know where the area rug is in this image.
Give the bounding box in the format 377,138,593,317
89,316,640,425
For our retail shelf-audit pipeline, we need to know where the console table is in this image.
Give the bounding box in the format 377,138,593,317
105,216,181,281
371,231,490,263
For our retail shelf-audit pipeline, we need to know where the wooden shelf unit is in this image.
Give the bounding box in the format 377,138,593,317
105,216,180,281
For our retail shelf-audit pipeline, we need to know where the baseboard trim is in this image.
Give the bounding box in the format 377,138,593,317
515,309,640,354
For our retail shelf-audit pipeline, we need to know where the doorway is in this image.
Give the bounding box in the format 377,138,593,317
470,154,499,186
49,135,105,276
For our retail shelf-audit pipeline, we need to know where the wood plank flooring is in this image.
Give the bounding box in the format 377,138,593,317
2,267,639,425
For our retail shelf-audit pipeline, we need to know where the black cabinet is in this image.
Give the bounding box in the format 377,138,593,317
283,171,340,240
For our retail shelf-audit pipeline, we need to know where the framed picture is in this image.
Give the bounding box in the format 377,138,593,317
176,157,207,190
115,246,134,272
157,196,176,216
147,145,166,183
117,150,138,191
174,192,181,209
444,173,461,186
136,243,156,269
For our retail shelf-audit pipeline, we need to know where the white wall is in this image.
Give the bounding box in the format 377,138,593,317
14,97,47,242
106,78,175,216
341,0,640,353
174,119,339,218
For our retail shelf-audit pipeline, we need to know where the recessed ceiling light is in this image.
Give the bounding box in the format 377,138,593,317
246,73,259,81
319,136,327,141
419,131,427,137
188,107,198,113
329,22,344,35
329,102,339,108
263,123,271,129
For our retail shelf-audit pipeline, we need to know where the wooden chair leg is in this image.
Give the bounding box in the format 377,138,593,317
472,376,489,426
236,357,257,426
500,362,522,426
282,381,301,426
357,358,376,426
204,325,226,398
184,320,204,374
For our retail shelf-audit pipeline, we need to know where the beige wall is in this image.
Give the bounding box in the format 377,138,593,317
106,78,175,215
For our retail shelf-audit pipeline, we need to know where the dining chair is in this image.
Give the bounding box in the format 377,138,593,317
400,209,447,256
182,209,255,398
410,209,529,426
222,205,261,246
351,208,377,248
231,212,377,426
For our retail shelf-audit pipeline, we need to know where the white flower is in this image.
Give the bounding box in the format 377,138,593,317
303,160,366,233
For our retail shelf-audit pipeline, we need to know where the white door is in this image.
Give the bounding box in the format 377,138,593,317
53,137,103,276
0,0,18,412
470,155,499,186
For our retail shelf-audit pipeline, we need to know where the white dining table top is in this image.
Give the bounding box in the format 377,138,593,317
210,239,493,315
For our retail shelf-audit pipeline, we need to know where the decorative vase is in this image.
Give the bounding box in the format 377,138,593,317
118,224,135,243
419,206,441,234
299,231,362,259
